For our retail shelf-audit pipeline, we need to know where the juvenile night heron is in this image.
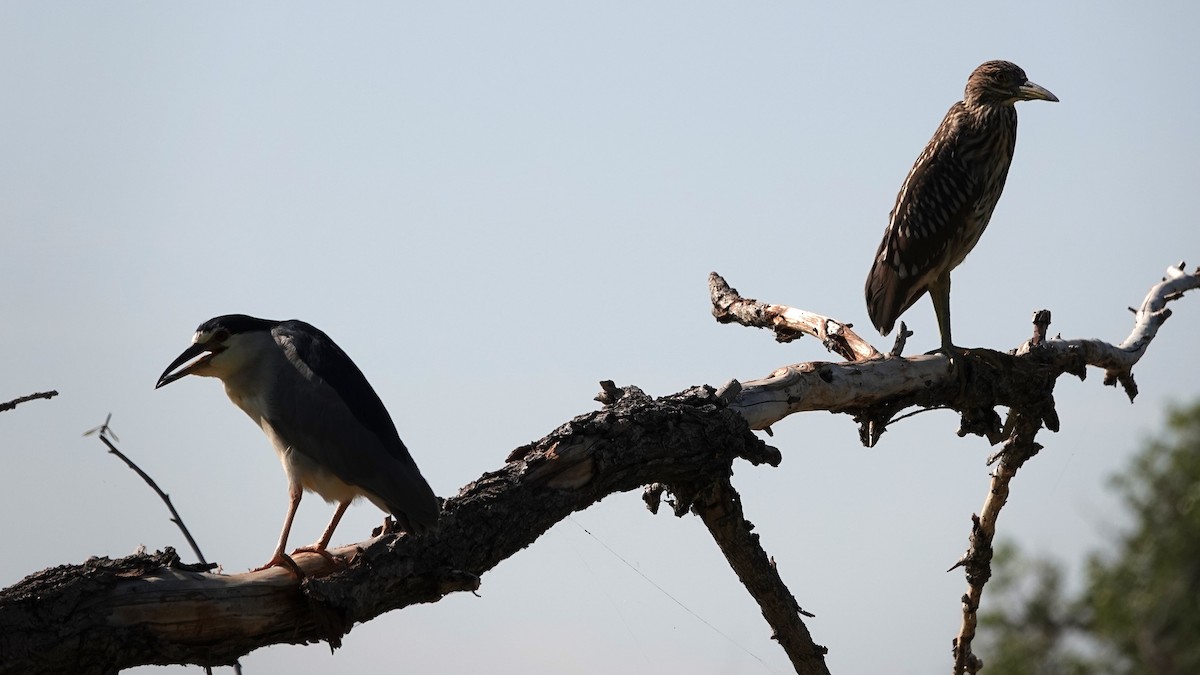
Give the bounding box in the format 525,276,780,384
156,314,439,572
865,60,1058,352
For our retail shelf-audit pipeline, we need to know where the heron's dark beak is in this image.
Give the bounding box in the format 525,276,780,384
156,343,217,389
1018,80,1058,103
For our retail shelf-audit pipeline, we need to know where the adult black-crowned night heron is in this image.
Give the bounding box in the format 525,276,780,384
865,60,1058,353
156,314,439,572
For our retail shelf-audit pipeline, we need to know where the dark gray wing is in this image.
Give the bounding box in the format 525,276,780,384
267,320,439,531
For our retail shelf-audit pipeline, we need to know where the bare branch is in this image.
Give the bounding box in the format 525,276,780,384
1013,263,1200,401
890,321,913,357
717,264,1200,435
943,263,1200,673
709,272,881,362
85,415,211,566
949,407,1045,674
691,478,828,675
0,390,58,413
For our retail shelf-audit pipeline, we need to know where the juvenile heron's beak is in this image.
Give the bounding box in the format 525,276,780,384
1018,80,1058,103
156,343,218,389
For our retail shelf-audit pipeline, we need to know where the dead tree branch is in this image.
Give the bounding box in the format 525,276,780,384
0,390,58,413
710,263,1200,674
709,272,880,362
711,264,1200,441
1,265,1195,675
691,478,828,674
945,262,1199,673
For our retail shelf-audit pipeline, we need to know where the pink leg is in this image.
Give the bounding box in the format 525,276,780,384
314,499,352,550
253,483,304,575
292,500,352,567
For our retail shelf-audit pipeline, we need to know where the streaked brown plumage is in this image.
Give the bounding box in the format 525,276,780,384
865,60,1058,352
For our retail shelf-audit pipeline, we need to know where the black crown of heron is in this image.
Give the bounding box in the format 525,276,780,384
865,60,1057,352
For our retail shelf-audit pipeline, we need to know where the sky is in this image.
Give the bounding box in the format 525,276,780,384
2,2,1198,674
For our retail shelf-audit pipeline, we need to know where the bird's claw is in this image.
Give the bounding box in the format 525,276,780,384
253,552,305,578
946,347,963,370
291,545,346,568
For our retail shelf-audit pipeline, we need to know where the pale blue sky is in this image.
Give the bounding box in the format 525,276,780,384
2,3,1198,673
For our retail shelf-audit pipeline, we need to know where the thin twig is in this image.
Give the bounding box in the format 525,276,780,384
85,416,241,674
949,410,1043,674
84,415,208,565
0,390,59,413
887,405,946,425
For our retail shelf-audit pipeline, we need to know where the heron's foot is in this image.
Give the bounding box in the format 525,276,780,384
292,544,346,568
252,552,304,577
924,344,968,364
923,345,972,393
949,346,967,371
939,346,976,395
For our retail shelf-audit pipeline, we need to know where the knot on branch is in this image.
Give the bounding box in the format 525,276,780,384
854,347,1066,448
947,514,993,587
500,381,778,513
955,406,1004,444
642,483,666,514
594,379,647,406
2,547,191,606
889,321,913,357
954,348,1062,441
1103,368,1139,402
952,636,985,675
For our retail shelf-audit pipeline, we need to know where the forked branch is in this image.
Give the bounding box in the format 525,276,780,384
708,263,1200,674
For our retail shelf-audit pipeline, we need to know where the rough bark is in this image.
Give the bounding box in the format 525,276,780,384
0,385,799,674
691,478,829,674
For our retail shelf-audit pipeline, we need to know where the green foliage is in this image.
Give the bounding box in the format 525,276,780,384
1086,404,1200,674
980,401,1200,675
977,542,1106,675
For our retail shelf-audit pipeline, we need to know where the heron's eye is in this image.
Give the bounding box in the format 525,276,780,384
212,328,230,343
